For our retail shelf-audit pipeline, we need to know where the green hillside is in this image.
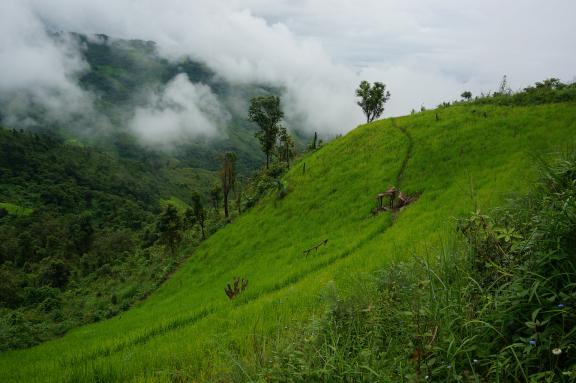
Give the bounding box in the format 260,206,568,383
0,33,309,354
1,102,575,381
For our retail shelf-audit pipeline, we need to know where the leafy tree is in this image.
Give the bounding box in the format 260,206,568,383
534,78,564,90
155,204,182,254
221,152,237,219
0,266,24,307
68,213,94,255
461,91,472,101
356,81,391,123
209,184,221,210
277,127,295,167
184,208,196,230
39,259,71,289
248,95,284,168
235,179,243,215
191,193,207,240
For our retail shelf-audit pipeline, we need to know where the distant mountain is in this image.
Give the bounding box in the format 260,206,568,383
0,32,308,174
75,33,270,173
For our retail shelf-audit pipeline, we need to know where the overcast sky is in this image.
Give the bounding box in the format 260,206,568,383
241,0,576,111
1,0,575,137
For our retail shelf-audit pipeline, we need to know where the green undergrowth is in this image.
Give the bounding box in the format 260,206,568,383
160,196,191,213
0,128,218,351
0,202,33,217
1,103,575,382
259,150,576,382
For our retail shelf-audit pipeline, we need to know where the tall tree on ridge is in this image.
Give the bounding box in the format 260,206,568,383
277,127,295,167
209,184,221,210
356,81,391,123
249,95,284,168
191,193,207,239
155,204,182,255
221,152,236,219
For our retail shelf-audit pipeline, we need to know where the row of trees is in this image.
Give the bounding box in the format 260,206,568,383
248,80,393,169
157,80,395,254
459,77,576,105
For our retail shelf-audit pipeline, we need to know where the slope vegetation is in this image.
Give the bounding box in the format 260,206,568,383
0,128,216,350
2,103,575,382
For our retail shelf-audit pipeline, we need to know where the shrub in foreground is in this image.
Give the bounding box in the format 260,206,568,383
257,150,576,382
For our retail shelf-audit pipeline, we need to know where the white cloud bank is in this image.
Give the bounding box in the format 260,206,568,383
1,0,575,140
130,74,229,147
0,0,93,128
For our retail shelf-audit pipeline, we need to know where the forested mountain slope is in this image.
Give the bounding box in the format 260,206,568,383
0,33,303,349
0,128,216,350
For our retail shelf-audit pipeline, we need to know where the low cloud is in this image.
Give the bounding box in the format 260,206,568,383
12,0,368,136
0,0,94,128
1,0,574,141
129,74,229,147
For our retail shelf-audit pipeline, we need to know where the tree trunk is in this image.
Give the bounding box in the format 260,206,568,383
224,191,229,218
201,224,205,239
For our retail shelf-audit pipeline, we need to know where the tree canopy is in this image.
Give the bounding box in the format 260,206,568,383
277,127,295,167
221,152,237,218
248,95,284,168
355,81,391,123
190,193,207,239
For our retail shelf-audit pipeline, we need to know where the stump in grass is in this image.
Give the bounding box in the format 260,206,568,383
303,239,329,256
225,277,248,300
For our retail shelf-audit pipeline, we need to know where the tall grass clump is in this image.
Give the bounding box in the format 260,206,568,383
258,150,576,382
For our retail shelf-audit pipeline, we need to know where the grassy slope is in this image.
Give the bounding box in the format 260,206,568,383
2,103,575,382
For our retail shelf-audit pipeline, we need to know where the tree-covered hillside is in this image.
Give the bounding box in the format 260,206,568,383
0,33,313,351
0,127,217,350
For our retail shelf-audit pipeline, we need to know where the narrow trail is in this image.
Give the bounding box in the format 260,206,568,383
389,119,414,221
391,119,414,190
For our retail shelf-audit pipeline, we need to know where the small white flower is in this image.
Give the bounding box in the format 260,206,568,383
552,348,562,356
